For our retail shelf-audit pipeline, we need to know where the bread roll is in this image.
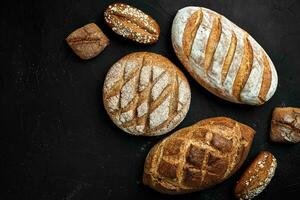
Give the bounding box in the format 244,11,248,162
143,117,255,194
104,3,160,44
66,23,109,60
171,7,278,105
103,52,191,136
234,151,277,199
271,107,300,143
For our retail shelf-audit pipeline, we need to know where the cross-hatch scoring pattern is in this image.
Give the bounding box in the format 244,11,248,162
147,119,252,191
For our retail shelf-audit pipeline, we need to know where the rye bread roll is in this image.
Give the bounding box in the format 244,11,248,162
271,107,300,143
234,151,277,199
66,23,109,59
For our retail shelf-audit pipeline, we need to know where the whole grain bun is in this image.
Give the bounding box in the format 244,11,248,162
143,117,255,194
103,52,191,136
171,7,278,105
234,151,277,199
104,3,160,44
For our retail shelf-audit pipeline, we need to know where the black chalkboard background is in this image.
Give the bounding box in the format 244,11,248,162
1,0,300,199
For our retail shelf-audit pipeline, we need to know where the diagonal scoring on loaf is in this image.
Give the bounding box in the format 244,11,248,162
232,36,254,100
104,3,159,44
105,14,156,44
148,72,178,133
124,56,145,128
107,3,158,34
108,14,155,38
182,10,203,58
145,118,253,192
189,9,214,69
174,7,277,105
204,16,222,72
104,53,190,136
258,51,272,102
221,32,237,84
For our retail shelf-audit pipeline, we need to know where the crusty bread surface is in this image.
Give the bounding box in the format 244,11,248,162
66,23,109,60
271,107,300,143
234,151,277,200
104,3,160,44
171,7,278,105
103,52,191,136
143,117,255,194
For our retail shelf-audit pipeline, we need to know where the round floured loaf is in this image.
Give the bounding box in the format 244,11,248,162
171,7,278,105
103,52,191,136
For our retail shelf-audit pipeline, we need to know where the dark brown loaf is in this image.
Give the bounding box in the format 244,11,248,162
271,107,300,143
104,3,160,44
234,151,277,200
143,117,255,194
66,23,109,60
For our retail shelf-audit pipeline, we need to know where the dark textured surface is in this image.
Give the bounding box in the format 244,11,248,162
1,0,300,199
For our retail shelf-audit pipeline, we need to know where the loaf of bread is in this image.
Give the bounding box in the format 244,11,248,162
143,117,255,194
66,23,109,60
103,52,191,136
271,107,300,143
104,3,160,44
171,7,278,105
235,151,277,199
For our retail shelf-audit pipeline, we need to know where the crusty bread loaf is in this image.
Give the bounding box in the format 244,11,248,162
104,3,160,44
103,52,191,136
234,151,277,200
271,107,300,143
171,7,278,105
143,117,255,194
66,23,109,60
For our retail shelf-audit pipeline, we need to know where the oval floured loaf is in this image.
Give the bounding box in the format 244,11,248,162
143,117,255,194
171,7,278,105
103,52,191,136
